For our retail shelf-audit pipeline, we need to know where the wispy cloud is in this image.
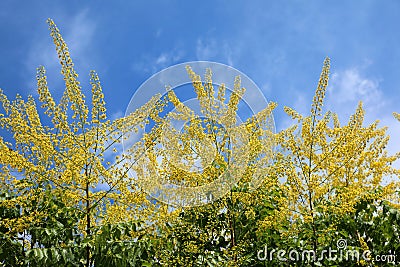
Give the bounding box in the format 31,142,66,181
155,51,184,66
196,38,236,66
326,66,384,121
196,38,218,60
132,49,185,74
64,11,96,62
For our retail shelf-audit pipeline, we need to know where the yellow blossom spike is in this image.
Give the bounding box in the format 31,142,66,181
47,18,89,130
311,57,330,117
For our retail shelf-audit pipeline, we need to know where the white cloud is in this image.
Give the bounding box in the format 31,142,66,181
196,38,218,60
326,67,384,120
155,51,183,66
65,10,96,60
132,49,185,74
155,54,168,65
195,38,237,66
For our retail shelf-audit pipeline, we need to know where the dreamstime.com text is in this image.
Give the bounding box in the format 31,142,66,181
257,239,396,264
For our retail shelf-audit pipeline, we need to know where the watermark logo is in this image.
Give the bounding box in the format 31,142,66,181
123,61,275,207
257,239,397,264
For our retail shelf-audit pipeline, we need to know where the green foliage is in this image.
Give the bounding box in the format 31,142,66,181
0,189,154,266
91,222,154,267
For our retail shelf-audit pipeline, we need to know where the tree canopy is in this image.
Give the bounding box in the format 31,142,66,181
1,19,399,267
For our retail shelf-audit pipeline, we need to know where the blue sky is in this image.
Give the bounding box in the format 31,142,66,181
1,1,400,164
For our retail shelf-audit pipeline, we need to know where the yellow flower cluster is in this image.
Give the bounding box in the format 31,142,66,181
0,19,171,241
276,58,400,247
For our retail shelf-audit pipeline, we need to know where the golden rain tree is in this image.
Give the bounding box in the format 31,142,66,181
145,59,400,266
260,58,400,260
0,18,278,266
0,19,169,266
136,66,277,266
